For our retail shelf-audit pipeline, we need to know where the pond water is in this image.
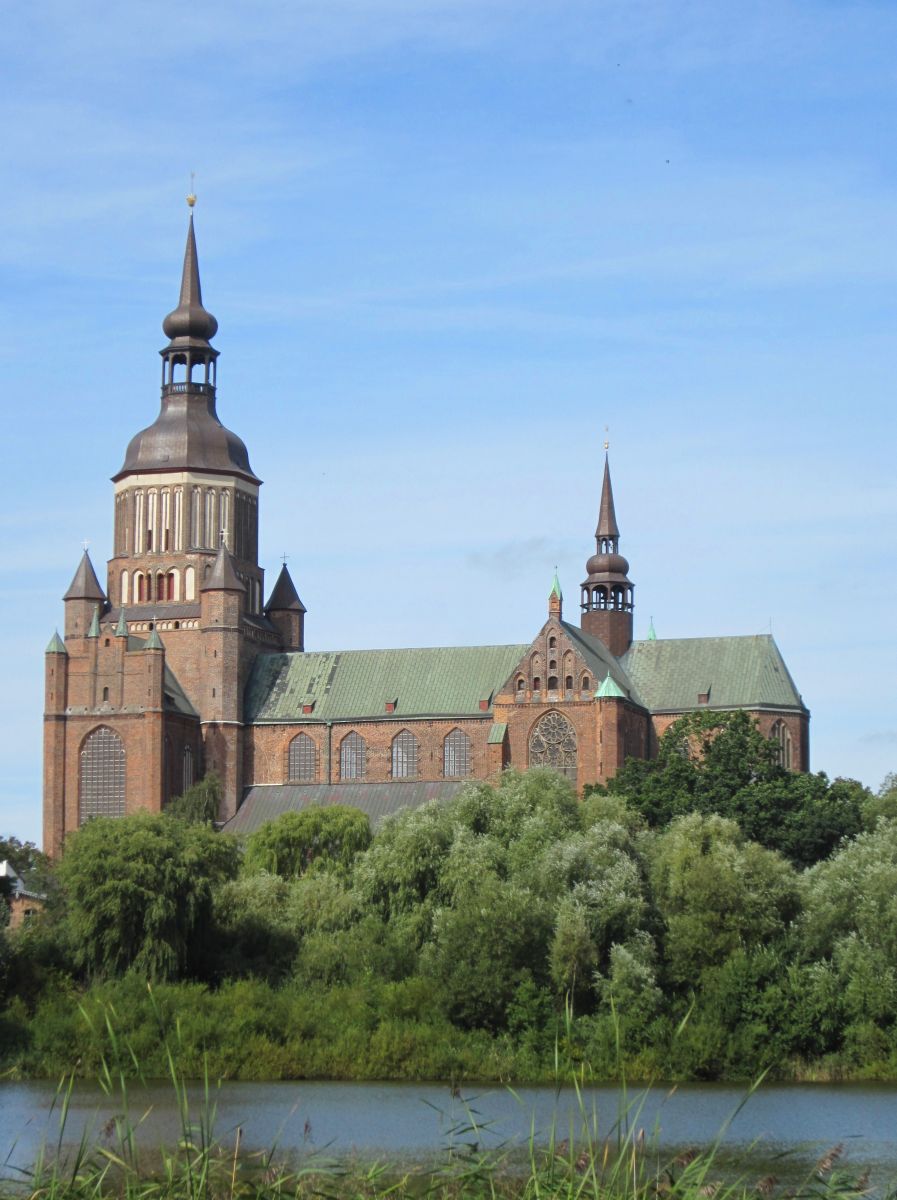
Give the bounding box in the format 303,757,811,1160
3,1078,897,1183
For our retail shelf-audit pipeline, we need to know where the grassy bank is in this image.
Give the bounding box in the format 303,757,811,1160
2,1047,883,1200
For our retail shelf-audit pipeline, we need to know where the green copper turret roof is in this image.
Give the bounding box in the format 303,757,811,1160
115,609,128,637
596,672,626,699
550,571,563,601
647,617,657,641
87,606,101,638
145,626,164,651
45,630,67,655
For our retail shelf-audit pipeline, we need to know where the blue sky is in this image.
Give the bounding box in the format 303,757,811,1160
3,0,896,845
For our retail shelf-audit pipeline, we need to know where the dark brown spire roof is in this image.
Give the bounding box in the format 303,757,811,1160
162,215,219,345
201,544,245,593
63,551,106,602
265,564,306,614
114,395,258,483
596,455,620,539
113,216,259,484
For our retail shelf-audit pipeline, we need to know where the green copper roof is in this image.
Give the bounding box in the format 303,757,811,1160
596,673,626,698
115,609,128,638
86,606,101,639
550,571,563,601
245,643,531,723
647,617,657,641
621,635,804,713
487,722,508,744
144,627,164,651
45,630,67,655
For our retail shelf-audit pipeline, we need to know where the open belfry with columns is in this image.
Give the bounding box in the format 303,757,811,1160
42,211,810,855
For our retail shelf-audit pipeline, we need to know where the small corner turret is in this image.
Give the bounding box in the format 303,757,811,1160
548,570,563,621
63,550,107,639
264,563,306,651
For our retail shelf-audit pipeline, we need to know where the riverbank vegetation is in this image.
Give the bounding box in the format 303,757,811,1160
3,712,897,1084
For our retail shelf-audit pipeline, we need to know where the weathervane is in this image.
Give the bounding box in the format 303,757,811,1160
604,424,610,452
187,171,196,209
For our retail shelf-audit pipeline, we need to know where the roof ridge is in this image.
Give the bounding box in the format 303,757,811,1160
270,641,533,658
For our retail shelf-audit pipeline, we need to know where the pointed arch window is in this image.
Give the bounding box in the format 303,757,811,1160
771,720,793,770
444,728,471,778
529,710,577,782
340,732,366,780
391,730,418,779
288,732,317,783
79,727,126,822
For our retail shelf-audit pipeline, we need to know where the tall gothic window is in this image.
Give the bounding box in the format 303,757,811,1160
340,732,366,780
771,720,793,770
288,733,317,782
182,746,195,793
79,727,126,823
528,711,577,781
443,728,471,778
391,730,418,779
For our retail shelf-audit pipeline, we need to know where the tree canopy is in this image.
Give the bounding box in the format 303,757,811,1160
58,811,238,980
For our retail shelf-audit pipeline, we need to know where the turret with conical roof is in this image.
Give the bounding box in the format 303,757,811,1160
63,550,107,639
580,453,634,656
265,563,306,651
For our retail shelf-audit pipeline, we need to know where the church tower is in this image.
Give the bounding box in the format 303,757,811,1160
109,210,264,629
580,454,634,656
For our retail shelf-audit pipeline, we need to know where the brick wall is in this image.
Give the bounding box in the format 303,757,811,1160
245,717,495,786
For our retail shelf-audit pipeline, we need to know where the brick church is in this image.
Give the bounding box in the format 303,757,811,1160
42,215,809,855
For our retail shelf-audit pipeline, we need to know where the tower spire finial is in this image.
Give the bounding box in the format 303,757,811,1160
596,454,620,540
187,171,196,209
162,207,218,344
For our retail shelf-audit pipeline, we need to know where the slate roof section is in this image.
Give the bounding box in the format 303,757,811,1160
559,622,641,703
265,564,306,613
202,544,245,592
63,551,106,602
245,644,531,723
621,635,805,713
224,781,469,834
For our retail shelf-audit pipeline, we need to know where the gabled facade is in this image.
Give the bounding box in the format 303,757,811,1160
43,214,810,854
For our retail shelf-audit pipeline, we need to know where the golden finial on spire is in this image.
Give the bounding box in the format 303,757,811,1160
186,171,197,208
603,424,610,452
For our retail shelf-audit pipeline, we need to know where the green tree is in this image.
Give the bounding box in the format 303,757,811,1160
862,771,897,827
243,806,371,878
166,774,221,825
802,819,897,961
59,811,238,980
650,813,800,986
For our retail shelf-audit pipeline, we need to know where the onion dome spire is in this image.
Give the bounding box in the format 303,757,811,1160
580,450,634,656
113,207,259,484
162,214,219,346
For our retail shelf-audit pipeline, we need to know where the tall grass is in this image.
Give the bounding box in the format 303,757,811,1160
1,1002,885,1200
